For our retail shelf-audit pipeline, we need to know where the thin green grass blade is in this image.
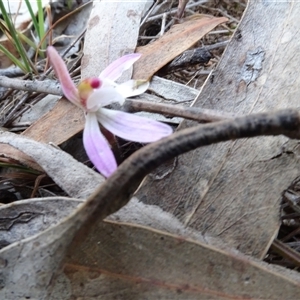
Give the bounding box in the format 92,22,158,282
37,0,46,52
0,162,40,175
0,1,32,73
17,31,43,57
0,44,27,73
0,19,37,73
24,0,40,37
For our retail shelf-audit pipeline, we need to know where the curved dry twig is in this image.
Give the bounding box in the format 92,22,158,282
69,108,300,247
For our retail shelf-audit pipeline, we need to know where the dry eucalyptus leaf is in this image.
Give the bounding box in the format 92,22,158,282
0,131,103,198
133,15,228,81
135,76,199,124
149,75,198,102
0,144,43,171
22,97,85,145
3,196,297,300
0,197,83,300
81,0,153,79
136,1,300,258
51,201,300,299
0,197,82,249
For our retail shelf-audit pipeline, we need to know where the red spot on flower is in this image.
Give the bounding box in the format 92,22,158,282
90,78,101,89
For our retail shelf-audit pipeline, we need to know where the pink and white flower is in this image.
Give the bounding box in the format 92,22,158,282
47,46,172,177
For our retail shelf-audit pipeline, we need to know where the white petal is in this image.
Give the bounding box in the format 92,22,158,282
97,108,173,143
86,87,124,111
99,53,141,81
83,113,117,177
116,80,149,98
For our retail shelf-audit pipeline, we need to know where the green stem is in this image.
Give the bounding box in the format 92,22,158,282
37,0,46,52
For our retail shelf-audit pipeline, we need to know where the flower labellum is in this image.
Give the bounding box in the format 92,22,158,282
47,46,173,177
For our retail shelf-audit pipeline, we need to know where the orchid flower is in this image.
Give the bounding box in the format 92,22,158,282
47,46,172,177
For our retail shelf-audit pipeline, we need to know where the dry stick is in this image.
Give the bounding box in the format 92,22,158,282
146,0,208,22
7,93,48,126
1,94,29,127
0,76,231,123
0,76,62,95
125,99,232,122
160,47,212,75
176,0,189,19
68,109,300,249
0,67,27,77
271,239,300,268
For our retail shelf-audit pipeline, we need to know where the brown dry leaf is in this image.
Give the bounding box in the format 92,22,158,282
133,15,228,81
22,97,84,145
136,1,300,258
